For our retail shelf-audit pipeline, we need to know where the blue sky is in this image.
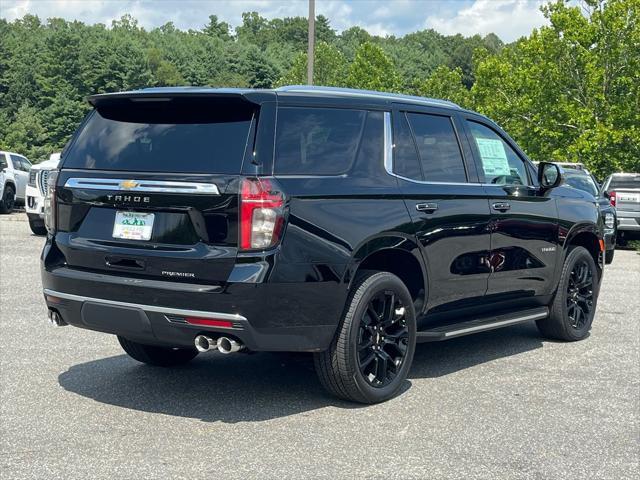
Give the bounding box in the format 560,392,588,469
0,1,549,42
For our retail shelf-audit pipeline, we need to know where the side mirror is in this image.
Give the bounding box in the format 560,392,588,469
538,162,562,190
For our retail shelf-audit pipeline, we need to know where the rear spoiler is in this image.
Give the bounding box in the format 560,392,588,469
87,88,275,108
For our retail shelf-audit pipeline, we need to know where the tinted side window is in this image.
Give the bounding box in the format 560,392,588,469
275,107,367,175
353,111,384,176
10,155,24,171
467,121,529,186
16,157,31,171
393,113,422,180
406,113,466,183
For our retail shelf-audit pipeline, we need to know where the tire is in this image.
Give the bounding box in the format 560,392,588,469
118,336,198,367
28,217,47,235
536,246,599,341
0,185,15,214
605,248,615,264
314,271,417,404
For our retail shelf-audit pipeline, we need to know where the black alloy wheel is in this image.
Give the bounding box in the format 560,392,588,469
314,271,417,404
566,259,594,329
357,290,409,387
536,246,599,341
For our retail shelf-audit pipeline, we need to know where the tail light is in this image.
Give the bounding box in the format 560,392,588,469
239,177,285,250
609,191,616,207
43,170,59,234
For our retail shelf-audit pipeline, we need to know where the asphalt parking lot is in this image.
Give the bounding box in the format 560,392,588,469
0,212,638,480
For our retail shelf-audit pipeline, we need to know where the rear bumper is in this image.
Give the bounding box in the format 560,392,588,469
41,250,346,353
616,210,640,232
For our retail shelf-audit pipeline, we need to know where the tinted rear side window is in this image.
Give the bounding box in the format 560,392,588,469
393,113,422,180
406,113,466,183
63,97,255,174
275,107,367,175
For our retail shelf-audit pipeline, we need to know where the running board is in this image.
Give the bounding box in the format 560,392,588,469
416,307,548,342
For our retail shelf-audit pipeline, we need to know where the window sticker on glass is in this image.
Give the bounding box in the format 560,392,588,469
475,138,511,176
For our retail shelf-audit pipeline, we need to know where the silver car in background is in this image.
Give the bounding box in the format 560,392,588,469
601,173,640,245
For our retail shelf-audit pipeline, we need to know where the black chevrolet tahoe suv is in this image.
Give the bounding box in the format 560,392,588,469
41,86,605,404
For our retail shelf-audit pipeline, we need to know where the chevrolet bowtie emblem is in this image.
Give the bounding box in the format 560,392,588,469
120,180,139,190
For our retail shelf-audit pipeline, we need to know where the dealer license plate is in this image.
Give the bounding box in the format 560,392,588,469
112,211,154,241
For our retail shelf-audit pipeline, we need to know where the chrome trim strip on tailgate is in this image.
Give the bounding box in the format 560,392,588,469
64,178,220,195
43,288,246,321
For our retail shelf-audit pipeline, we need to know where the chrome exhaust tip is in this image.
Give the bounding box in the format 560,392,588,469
47,310,67,327
194,335,216,353
217,336,243,354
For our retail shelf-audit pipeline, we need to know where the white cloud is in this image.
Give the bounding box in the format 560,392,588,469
425,0,548,42
1,0,550,41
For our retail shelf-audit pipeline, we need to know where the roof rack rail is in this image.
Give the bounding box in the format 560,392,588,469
276,85,461,109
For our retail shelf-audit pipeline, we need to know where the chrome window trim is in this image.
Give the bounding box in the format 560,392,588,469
64,178,220,195
383,111,483,188
43,289,247,321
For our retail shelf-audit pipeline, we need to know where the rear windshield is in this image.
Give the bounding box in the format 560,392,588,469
609,176,640,190
63,97,255,174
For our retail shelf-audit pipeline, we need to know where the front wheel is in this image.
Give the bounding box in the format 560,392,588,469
29,216,47,235
118,336,198,367
314,271,417,404
0,185,15,214
605,248,615,264
537,246,599,341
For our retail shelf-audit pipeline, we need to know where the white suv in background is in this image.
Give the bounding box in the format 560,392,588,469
25,152,60,235
0,151,32,214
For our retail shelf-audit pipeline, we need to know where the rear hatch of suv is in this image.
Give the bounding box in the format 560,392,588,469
608,174,640,213
52,91,266,284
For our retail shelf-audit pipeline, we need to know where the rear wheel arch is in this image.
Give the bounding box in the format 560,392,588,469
346,238,427,313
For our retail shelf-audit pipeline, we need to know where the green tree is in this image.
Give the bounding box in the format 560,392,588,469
418,66,471,107
1,104,48,160
471,0,640,176
346,42,402,92
203,15,231,40
147,48,185,86
276,42,347,86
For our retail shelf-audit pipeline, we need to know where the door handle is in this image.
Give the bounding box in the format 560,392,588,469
492,202,511,212
416,202,438,213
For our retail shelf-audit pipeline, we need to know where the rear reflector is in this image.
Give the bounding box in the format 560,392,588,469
185,317,234,328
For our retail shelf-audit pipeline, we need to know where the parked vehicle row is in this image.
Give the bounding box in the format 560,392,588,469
25,153,61,234
41,86,607,403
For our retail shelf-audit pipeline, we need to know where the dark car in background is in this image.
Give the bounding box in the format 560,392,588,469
41,86,605,403
600,173,640,246
561,167,617,263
